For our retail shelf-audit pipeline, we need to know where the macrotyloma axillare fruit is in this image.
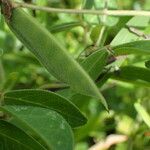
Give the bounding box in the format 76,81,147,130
0,0,109,110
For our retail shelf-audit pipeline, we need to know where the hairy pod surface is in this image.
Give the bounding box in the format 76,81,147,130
1,4,108,110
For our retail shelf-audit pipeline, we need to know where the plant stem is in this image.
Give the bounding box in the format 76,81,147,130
14,2,150,17
95,26,107,46
95,0,108,47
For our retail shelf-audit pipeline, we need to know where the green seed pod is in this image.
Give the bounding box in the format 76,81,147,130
1,0,108,110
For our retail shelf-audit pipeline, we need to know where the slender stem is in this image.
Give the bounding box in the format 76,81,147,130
95,0,108,47
82,23,88,46
93,2,101,24
14,2,150,17
95,26,107,47
81,0,88,46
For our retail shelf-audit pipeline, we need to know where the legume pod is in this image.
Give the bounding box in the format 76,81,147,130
1,1,108,110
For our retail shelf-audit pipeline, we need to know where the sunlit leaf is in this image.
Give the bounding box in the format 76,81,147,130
111,16,150,46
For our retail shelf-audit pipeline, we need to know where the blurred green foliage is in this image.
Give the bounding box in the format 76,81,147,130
0,0,150,149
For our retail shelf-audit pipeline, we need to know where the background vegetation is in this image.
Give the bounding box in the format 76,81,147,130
0,0,150,149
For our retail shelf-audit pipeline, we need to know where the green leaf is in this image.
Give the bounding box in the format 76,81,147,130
81,49,109,80
69,49,109,109
96,72,111,88
84,0,119,26
4,89,87,128
0,106,74,150
83,0,94,9
96,0,119,27
108,16,131,36
65,49,109,109
0,120,45,150
111,66,150,83
109,16,150,69
90,25,103,43
111,28,139,46
49,22,82,33
134,103,150,128
70,94,90,110
111,16,150,46
127,16,150,27
145,60,150,69
7,8,108,110
83,0,99,24
113,40,150,56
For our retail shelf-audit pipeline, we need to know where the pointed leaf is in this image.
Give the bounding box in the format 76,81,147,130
81,49,109,81
111,28,138,46
111,16,150,46
109,16,150,68
113,40,150,56
0,120,45,150
4,89,87,128
69,49,109,109
111,66,150,83
0,106,74,150
68,49,109,108
127,16,150,27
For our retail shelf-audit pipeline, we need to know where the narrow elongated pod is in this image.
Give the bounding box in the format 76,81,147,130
0,0,108,110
